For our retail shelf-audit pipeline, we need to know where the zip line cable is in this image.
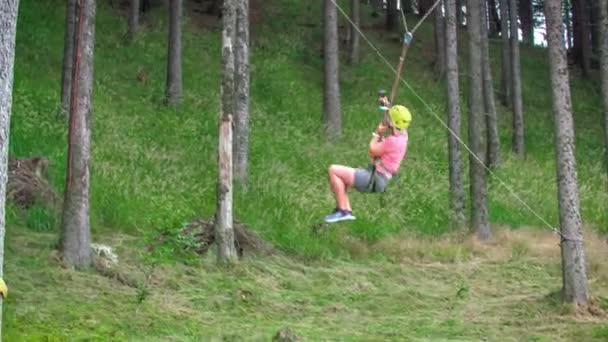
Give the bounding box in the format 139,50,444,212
331,0,577,241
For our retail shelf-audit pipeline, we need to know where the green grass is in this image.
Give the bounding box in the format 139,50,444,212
10,0,607,255
4,228,608,340
4,0,608,339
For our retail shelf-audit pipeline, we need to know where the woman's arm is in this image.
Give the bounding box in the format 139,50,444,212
369,133,385,157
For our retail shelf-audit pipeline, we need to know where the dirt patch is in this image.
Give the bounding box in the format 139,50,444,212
182,218,274,257
8,157,60,211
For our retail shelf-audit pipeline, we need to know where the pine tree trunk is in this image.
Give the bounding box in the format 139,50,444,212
402,0,413,14
590,1,600,55
510,0,525,155
601,0,608,174
349,0,360,65
128,0,140,41
445,0,466,227
434,2,446,78
216,0,238,264
467,0,491,240
386,0,397,30
61,0,96,269
324,0,341,140
544,0,589,306
234,0,250,184
0,0,20,333
519,0,534,45
481,0,500,168
487,0,501,37
166,0,182,105
499,0,512,107
418,0,433,16
572,0,591,76
61,0,77,115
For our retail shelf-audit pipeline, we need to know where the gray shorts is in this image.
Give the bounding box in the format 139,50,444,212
354,168,389,193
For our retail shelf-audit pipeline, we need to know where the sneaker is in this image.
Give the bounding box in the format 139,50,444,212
324,209,356,223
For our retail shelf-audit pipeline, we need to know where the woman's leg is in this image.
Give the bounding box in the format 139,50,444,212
328,164,356,211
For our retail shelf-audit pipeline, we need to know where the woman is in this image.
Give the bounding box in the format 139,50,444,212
324,105,411,223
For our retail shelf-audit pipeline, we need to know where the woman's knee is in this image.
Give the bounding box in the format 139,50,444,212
328,164,341,176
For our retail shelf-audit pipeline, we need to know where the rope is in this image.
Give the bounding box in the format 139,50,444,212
410,0,443,35
400,7,409,33
66,0,85,192
329,0,580,242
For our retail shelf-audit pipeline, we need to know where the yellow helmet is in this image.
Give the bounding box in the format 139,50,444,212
388,105,412,130
0,278,8,299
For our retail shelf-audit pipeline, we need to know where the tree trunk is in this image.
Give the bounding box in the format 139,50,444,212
386,0,397,30
572,0,591,76
434,1,446,78
499,0,511,107
349,0,361,65
590,1,601,55
467,0,491,240
234,0,250,184
402,0,413,14
601,0,608,174
487,0,501,37
216,0,238,264
510,0,525,155
61,0,96,269
419,0,433,16
60,0,77,115
544,0,589,306
445,0,466,227
166,0,182,105
324,0,341,140
481,0,500,168
128,0,140,41
519,0,534,45
0,0,20,333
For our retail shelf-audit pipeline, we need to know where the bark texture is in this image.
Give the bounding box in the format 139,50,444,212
166,0,183,105
216,0,238,263
509,0,524,155
323,0,341,140
467,0,491,240
519,0,534,45
544,0,589,305
434,1,446,78
349,0,360,65
0,0,20,333
499,0,511,107
61,0,77,114
128,0,140,40
572,0,591,76
487,0,500,36
445,0,466,226
387,0,397,30
601,0,608,174
234,0,250,184
61,0,96,269
481,0,500,168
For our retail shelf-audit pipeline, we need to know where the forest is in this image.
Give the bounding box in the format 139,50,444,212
0,0,607,340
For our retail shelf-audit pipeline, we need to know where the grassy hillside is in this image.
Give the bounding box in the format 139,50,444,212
4,0,608,339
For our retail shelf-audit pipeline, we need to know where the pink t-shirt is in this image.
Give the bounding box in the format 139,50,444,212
378,132,408,175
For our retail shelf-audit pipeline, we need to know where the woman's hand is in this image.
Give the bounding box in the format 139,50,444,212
375,122,388,135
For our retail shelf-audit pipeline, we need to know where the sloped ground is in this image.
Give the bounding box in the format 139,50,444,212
3,227,608,340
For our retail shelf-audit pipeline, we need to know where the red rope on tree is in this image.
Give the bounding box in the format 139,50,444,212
66,0,85,192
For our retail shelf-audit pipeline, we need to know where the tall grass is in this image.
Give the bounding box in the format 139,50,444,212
8,0,607,261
